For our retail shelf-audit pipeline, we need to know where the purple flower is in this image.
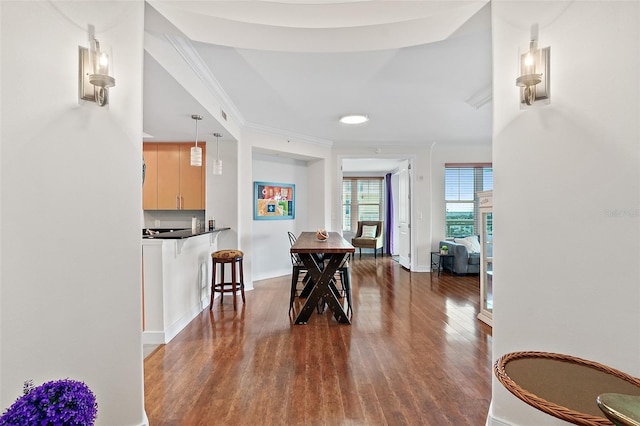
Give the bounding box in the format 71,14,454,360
0,379,97,425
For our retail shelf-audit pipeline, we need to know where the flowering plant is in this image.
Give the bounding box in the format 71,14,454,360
0,379,97,425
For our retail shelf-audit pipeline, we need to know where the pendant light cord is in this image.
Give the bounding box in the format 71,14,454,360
213,133,222,160
191,114,203,147
195,118,199,148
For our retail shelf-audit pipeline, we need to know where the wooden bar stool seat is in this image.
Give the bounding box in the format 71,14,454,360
210,249,245,310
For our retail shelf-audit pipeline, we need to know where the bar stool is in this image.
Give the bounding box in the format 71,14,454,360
210,249,245,311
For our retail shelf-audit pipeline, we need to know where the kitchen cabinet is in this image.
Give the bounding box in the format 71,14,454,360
143,142,206,210
143,143,158,209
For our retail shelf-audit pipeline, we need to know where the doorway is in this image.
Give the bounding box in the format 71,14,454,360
340,157,413,270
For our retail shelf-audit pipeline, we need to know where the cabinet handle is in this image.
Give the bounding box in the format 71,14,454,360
176,195,180,210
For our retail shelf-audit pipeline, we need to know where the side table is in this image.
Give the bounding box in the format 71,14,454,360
431,252,454,276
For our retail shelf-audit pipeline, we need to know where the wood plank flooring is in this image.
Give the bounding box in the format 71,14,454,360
144,256,493,425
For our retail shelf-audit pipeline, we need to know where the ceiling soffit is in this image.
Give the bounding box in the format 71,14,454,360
147,1,490,52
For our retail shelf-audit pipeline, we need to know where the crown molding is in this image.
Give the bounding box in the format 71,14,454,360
465,86,492,109
245,122,334,147
164,33,246,126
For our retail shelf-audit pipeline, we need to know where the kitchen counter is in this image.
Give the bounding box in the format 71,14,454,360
142,227,230,344
143,227,230,239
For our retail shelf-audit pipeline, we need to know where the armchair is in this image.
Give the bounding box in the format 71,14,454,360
351,221,383,258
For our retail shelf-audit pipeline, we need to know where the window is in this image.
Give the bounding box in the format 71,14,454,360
445,165,492,237
342,177,383,232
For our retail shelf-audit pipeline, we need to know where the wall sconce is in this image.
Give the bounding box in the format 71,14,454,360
79,37,115,106
190,115,203,167
212,133,223,175
516,32,550,107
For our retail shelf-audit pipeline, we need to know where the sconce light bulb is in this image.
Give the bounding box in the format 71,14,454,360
524,54,534,67
99,53,109,68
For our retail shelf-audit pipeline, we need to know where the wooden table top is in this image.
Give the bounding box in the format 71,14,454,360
290,232,355,254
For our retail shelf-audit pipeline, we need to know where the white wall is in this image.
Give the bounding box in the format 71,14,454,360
206,137,239,251
251,153,310,281
490,2,640,425
238,128,332,285
1,1,146,425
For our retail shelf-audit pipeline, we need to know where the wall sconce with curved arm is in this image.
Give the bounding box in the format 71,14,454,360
79,30,115,106
516,34,550,108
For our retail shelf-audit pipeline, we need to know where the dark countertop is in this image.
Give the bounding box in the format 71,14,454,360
142,227,230,239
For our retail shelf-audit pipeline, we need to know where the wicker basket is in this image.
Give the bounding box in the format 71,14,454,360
494,351,640,425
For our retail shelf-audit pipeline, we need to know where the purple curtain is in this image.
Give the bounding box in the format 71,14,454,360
385,173,394,255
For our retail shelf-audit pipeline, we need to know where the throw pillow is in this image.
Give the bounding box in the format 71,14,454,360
465,235,481,253
361,225,377,238
454,236,481,253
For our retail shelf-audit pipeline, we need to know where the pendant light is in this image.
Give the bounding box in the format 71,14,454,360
213,132,223,175
190,114,203,166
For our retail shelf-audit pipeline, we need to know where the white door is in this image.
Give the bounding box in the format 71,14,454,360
398,160,411,269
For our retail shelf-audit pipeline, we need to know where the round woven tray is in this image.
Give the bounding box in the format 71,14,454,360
495,351,640,426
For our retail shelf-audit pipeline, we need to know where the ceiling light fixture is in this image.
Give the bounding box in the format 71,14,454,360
212,133,223,175
339,114,369,125
190,114,203,167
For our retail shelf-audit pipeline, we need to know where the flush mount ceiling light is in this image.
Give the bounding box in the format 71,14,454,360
516,25,550,108
79,31,116,106
339,114,369,125
190,114,203,167
212,133,223,175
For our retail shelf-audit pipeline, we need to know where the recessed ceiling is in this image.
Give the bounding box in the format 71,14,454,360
143,1,492,147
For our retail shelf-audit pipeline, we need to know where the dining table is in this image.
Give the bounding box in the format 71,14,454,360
290,231,355,324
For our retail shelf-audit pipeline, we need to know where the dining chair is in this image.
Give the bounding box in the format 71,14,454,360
335,253,353,315
288,232,306,313
315,254,353,317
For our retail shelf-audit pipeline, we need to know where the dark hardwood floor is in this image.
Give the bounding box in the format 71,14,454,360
144,256,493,425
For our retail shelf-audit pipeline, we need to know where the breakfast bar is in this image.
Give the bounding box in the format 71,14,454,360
290,231,354,324
142,227,229,344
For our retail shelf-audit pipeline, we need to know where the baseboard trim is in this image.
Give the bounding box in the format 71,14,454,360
143,303,202,344
142,331,165,345
485,401,512,426
252,269,291,282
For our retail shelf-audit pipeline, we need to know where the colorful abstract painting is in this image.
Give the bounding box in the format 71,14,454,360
254,181,295,220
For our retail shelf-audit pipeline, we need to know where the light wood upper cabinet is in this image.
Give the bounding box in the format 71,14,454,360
143,142,206,210
157,143,181,209
178,143,206,210
143,143,158,210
